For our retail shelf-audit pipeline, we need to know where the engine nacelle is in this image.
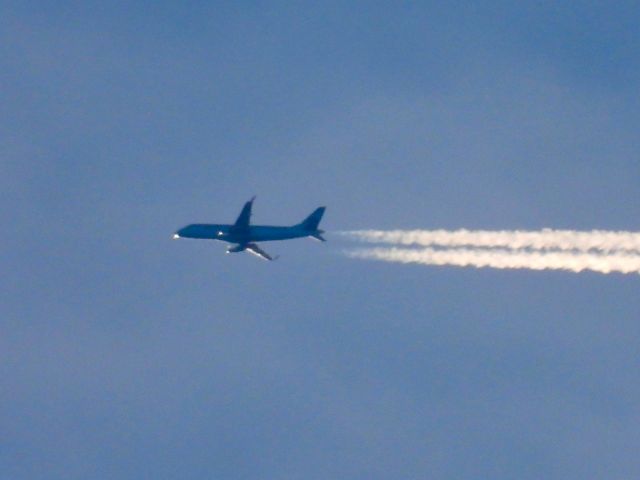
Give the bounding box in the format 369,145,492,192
226,245,246,254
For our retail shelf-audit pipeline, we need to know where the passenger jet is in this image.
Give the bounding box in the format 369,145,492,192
173,197,326,261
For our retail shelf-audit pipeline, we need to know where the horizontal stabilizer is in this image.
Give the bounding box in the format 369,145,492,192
311,232,326,242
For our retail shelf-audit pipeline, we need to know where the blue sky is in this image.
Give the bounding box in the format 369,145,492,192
2,2,640,479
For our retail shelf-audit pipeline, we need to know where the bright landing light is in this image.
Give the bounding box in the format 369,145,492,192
173,234,180,239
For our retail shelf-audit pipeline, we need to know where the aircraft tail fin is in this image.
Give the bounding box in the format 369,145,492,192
298,207,326,231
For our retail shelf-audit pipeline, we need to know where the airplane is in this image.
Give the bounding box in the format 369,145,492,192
173,197,326,261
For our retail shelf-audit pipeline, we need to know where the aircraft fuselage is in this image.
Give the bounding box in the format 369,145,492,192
175,224,316,244
174,199,326,260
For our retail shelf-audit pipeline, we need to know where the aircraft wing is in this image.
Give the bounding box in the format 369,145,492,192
246,243,278,261
233,196,256,229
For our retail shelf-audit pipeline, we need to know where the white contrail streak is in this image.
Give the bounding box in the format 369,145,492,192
341,229,640,253
347,247,640,275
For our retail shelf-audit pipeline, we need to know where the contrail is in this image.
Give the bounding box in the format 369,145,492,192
340,228,640,275
341,229,640,253
347,247,640,275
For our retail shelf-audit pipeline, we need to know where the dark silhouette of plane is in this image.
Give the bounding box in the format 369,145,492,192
174,197,326,261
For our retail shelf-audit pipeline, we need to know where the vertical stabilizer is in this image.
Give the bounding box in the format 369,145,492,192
298,207,326,231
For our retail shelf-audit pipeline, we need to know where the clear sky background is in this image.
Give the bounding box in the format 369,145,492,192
2,2,640,479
